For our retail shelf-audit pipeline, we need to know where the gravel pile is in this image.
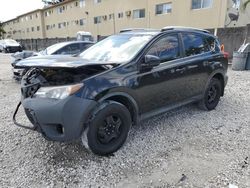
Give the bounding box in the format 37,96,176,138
0,53,250,187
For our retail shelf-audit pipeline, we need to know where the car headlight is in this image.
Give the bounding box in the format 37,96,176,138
34,83,83,99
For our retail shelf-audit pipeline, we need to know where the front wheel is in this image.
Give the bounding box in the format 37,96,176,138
81,101,132,156
198,78,222,111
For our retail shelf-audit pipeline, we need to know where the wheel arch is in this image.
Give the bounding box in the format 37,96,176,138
211,72,225,96
98,92,139,125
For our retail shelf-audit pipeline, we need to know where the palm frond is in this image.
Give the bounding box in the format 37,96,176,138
243,0,250,10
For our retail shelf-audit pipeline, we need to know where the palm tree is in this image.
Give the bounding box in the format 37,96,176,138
243,0,250,10
242,0,250,43
0,22,6,39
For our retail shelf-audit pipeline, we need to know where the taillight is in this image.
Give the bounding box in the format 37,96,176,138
223,52,229,59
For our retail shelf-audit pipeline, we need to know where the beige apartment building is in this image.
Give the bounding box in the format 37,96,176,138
2,0,250,40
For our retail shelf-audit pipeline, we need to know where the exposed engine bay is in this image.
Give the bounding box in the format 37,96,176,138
21,65,113,98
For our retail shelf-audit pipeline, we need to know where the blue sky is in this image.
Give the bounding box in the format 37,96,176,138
0,0,44,22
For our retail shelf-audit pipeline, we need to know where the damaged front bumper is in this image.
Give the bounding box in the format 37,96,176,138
13,95,97,142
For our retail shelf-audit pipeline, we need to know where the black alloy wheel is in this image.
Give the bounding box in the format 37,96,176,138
82,101,131,156
199,78,222,111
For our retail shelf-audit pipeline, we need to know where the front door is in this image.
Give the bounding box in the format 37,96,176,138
135,33,190,114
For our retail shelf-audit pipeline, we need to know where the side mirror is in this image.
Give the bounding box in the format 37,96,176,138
141,55,161,71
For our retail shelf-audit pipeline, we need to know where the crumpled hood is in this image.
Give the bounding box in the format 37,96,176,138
15,55,116,68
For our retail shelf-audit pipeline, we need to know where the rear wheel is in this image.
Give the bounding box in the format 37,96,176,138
198,78,222,111
81,101,131,156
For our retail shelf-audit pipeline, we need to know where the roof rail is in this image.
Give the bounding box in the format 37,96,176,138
120,28,160,33
161,26,210,33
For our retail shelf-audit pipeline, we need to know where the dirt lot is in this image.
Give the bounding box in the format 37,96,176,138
0,53,250,188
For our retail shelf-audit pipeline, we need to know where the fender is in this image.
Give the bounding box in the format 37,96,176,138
98,91,140,125
203,68,226,96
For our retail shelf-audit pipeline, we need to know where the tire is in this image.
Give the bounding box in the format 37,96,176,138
81,101,132,156
198,78,222,111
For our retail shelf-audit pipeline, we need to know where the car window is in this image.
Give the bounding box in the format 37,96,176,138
80,43,93,52
147,34,180,62
54,45,71,55
205,36,220,53
182,33,210,56
54,43,80,55
68,43,81,54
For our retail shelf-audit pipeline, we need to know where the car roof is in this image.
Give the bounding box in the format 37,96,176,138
119,26,211,36
54,41,94,46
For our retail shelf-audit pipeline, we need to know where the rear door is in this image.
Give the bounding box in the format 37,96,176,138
180,32,215,97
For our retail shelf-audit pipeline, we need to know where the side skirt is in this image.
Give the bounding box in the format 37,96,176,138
139,95,203,121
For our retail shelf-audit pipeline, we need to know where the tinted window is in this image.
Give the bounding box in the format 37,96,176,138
55,43,81,55
182,33,210,56
147,34,180,62
205,36,220,52
80,43,93,52
68,43,81,54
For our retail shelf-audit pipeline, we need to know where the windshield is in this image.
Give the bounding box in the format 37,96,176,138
45,42,68,55
79,34,153,63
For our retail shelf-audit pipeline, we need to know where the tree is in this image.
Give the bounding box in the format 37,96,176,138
243,0,250,10
0,22,6,39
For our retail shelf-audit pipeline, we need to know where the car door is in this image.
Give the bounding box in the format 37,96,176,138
135,33,191,114
180,32,213,98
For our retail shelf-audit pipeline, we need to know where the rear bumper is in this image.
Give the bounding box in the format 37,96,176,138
19,96,97,142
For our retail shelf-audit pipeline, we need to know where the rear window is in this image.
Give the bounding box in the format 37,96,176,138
182,33,210,56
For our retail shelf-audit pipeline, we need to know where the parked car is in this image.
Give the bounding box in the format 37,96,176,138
0,39,22,53
12,41,94,80
13,27,228,156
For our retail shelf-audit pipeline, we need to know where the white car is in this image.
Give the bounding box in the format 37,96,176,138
0,39,22,53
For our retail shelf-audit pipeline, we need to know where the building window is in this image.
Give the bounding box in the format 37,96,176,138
29,15,33,20
191,0,213,9
79,18,86,26
35,13,39,18
31,27,34,32
46,25,50,30
118,12,124,18
26,28,29,32
57,6,66,14
26,16,29,21
156,3,172,14
75,1,78,6
58,22,66,29
94,16,101,24
109,13,114,20
79,0,86,7
133,9,145,19
37,26,40,31
94,0,101,4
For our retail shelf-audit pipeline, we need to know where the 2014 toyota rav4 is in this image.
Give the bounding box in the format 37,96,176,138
13,27,228,156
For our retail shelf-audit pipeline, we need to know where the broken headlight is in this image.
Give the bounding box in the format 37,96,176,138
34,83,83,100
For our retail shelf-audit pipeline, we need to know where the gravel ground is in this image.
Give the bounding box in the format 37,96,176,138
0,53,250,188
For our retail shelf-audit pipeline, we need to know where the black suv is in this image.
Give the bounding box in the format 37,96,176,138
14,27,228,155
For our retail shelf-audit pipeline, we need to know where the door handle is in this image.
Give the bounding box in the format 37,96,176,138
175,67,186,72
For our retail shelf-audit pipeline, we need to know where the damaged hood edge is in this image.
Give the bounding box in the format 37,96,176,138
15,55,119,68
